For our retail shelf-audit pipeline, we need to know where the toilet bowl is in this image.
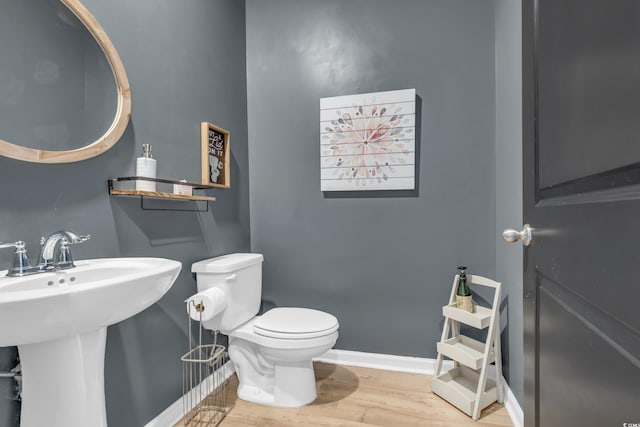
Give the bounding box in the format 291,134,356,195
191,254,339,407
229,307,338,407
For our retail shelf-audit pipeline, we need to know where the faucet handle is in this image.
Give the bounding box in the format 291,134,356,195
64,233,91,244
57,238,74,268
76,234,91,243
55,234,90,269
0,241,24,250
1,241,33,277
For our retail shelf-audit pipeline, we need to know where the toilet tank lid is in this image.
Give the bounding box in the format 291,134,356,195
192,253,264,273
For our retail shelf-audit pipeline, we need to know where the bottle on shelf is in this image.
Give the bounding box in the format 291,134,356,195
135,144,157,191
455,265,474,313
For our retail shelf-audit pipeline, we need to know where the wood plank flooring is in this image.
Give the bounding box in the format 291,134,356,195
178,362,513,427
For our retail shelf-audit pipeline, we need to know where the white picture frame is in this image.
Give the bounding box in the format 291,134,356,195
320,88,416,191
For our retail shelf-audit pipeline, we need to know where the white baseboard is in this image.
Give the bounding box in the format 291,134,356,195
313,348,455,374
146,349,523,427
503,380,524,427
315,349,523,427
144,361,236,427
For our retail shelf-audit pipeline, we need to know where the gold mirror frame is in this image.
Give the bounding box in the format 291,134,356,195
0,0,131,163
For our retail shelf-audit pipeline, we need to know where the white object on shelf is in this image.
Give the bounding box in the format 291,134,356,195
136,144,157,191
173,180,193,196
432,273,504,420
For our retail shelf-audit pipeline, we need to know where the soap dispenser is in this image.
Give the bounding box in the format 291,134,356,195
135,144,157,191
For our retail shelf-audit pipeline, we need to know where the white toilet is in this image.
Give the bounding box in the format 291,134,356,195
191,253,339,407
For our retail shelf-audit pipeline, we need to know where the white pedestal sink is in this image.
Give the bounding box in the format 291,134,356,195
0,257,182,427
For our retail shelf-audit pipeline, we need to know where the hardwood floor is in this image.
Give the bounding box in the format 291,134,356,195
179,362,513,427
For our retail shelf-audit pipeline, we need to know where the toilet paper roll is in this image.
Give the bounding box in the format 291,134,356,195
185,288,227,322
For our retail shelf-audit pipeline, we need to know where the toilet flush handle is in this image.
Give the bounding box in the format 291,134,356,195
225,274,237,282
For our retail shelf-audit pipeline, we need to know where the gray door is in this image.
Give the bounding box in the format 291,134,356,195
522,1,640,426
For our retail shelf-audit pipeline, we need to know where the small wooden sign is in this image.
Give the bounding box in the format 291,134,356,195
201,122,230,188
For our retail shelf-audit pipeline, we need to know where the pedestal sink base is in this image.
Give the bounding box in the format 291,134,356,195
19,328,108,427
0,257,183,427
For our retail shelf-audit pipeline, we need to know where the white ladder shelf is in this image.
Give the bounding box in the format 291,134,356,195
432,274,504,420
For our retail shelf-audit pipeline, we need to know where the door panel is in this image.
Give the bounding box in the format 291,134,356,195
537,0,640,188
539,286,640,427
523,1,640,426
531,203,640,333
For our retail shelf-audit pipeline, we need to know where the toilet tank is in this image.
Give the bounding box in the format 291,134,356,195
191,253,263,332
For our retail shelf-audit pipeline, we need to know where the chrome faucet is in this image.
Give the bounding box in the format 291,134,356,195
0,231,90,277
38,231,91,271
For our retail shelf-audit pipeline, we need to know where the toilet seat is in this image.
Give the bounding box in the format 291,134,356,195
254,308,339,340
229,317,338,350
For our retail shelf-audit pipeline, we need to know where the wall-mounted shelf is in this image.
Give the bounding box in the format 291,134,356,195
108,177,216,210
108,189,214,201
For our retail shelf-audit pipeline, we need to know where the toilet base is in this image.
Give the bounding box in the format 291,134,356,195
237,359,317,407
229,333,337,408
226,313,338,408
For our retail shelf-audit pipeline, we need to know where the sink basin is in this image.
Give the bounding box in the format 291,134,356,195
0,257,182,427
0,257,181,347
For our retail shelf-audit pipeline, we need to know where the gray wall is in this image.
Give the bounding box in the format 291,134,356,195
246,0,496,357
0,1,249,426
495,0,524,406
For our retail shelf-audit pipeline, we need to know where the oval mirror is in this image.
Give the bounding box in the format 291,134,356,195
0,0,130,163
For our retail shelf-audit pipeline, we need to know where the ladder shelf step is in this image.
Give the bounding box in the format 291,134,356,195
437,335,495,370
442,303,492,329
431,366,497,417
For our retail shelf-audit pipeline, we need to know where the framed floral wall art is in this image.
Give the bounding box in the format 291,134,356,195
320,88,416,191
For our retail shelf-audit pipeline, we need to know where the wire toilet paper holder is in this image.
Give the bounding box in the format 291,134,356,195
180,299,229,426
